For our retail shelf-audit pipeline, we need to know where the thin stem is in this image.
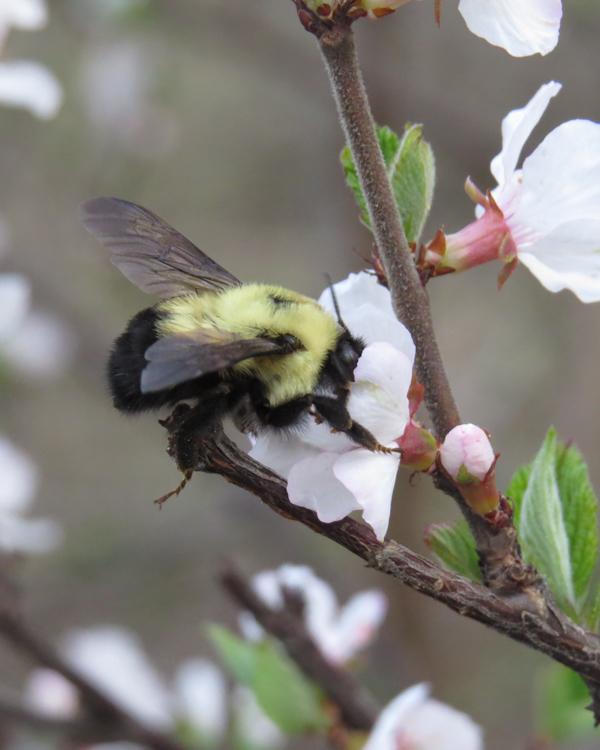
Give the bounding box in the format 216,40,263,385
319,27,460,439
221,566,379,731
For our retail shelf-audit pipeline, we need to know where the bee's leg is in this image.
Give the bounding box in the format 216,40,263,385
172,390,231,473
312,395,397,454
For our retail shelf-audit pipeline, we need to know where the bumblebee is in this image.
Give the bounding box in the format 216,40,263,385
82,198,392,488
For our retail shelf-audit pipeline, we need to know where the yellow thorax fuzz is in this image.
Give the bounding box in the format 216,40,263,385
156,284,340,406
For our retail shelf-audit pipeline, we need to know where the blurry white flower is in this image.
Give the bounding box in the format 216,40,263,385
0,60,62,119
250,273,415,541
0,272,74,379
364,683,484,750
232,686,285,750
437,82,600,302
0,435,61,554
0,1,62,119
63,628,173,729
173,659,227,746
440,425,495,483
27,627,230,743
239,564,387,666
24,669,78,719
0,0,47,46
458,0,562,57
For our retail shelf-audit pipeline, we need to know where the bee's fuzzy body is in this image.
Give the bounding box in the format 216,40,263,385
83,196,390,475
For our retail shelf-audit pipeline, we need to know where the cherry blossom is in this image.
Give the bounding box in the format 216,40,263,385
432,82,600,302
364,683,484,750
239,564,387,665
440,425,495,483
250,272,415,541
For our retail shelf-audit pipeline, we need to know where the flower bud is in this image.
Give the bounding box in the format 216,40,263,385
396,420,437,472
439,424,499,515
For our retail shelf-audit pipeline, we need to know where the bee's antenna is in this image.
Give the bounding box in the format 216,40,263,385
324,273,350,333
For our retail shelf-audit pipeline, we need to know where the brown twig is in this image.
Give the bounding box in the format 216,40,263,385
220,565,379,731
0,573,185,750
291,4,537,600
319,26,459,441
191,429,600,721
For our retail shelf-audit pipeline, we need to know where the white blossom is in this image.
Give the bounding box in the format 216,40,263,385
0,436,61,554
0,0,47,46
0,272,74,379
441,82,600,302
458,0,562,57
364,683,484,750
239,564,387,665
173,659,227,745
0,60,62,119
250,272,415,541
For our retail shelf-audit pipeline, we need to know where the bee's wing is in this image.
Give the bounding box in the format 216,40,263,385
81,197,240,297
141,330,296,393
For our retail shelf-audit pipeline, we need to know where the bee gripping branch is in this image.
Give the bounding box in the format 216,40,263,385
192,430,600,720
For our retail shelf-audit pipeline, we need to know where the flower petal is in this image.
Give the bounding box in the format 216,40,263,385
249,431,320,478
0,515,61,554
232,687,285,750
333,450,399,541
0,436,37,514
24,669,79,719
0,60,63,118
288,452,361,523
363,684,430,750
324,590,388,664
347,343,412,445
490,81,561,187
514,119,600,237
173,660,227,742
458,0,562,57
401,697,484,750
1,310,75,379
319,272,415,359
63,628,172,728
0,273,30,343
519,221,600,302
0,0,47,31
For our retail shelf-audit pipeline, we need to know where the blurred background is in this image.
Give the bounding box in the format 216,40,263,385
1,0,600,748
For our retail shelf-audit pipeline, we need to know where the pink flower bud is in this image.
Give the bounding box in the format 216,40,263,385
440,424,494,481
439,424,499,515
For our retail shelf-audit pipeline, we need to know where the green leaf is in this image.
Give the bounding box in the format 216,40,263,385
341,123,435,244
555,441,599,602
425,520,481,582
210,627,329,735
536,664,595,742
518,428,576,614
208,625,258,685
506,463,531,528
507,430,599,618
253,640,329,734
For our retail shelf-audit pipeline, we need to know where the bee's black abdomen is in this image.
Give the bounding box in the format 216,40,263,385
108,307,167,413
